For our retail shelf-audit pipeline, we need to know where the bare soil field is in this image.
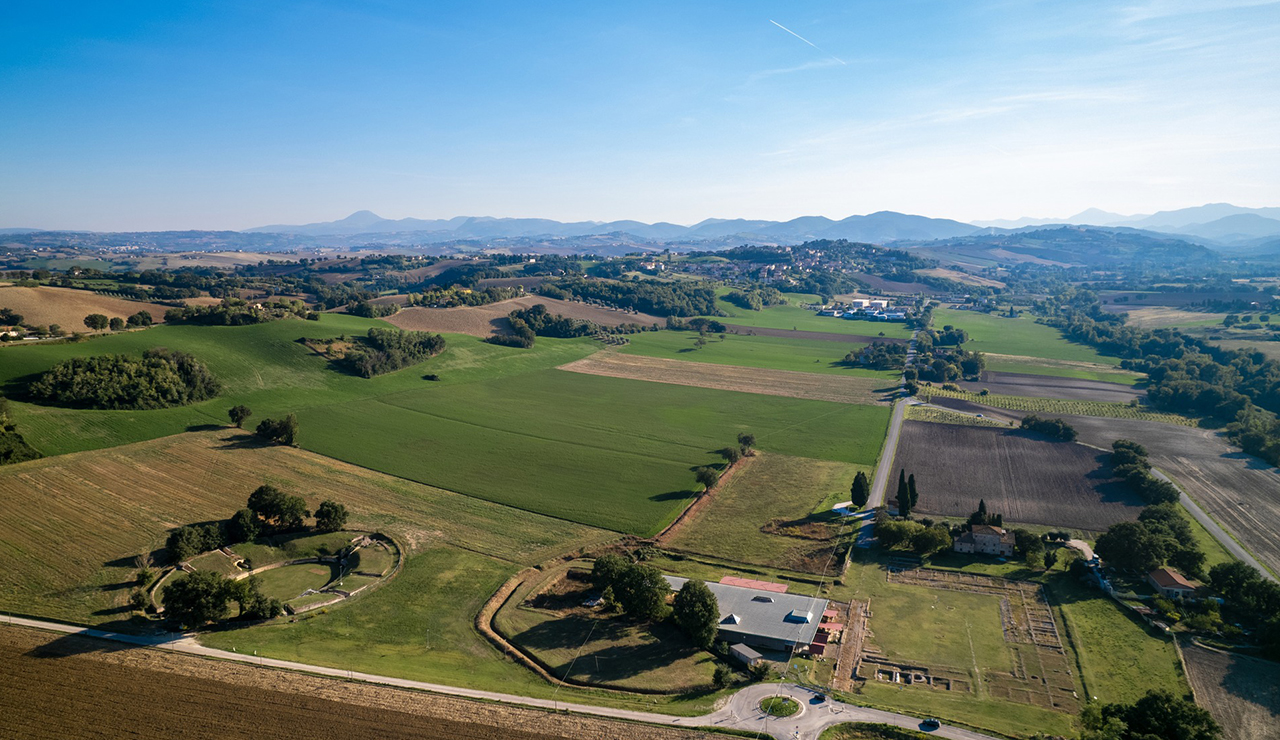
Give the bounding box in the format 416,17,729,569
958,371,1143,403
560,352,895,405
387,296,662,337
914,268,1006,288
723,324,908,345
0,285,166,329
1182,642,1280,740
894,421,1145,531
0,429,607,622
1056,416,1280,576
0,626,720,740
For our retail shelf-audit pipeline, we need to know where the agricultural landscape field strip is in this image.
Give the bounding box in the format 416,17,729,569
1061,415,1280,577
932,308,1123,366
0,284,167,328
957,371,1143,403
618,330,896,378
560,351,895,405
385,296,661,337
1181,642,1280,740
0,627,723,740
894,421,1146,531
980,353,1144,385
0,429,609,622
721,324,909,345
918,386,1193,425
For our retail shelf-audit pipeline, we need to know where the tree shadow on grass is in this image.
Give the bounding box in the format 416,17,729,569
215,433,271,450
185,423,225,433
512,614,705,688
649,489,695,502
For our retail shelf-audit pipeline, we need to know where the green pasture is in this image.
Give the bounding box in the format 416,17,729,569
618,330,898,379
253,563,337,602
933,308,1122,366
981,356,1144,385
0,315,890,537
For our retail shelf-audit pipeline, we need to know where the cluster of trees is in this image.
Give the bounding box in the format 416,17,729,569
346,300,400,318
894,469,919,516
167,484,347,564
27,348,220,410
1019,414,1078,441
847,342,907,370
910,348,985,383
485,304,601,349
343,327,446,377
1094,504,1206,577
967,499,1004,528
164,299,311,326
255,413,299,446
539,277,721,317
163,570,284,630
0,397,41,466
920,325,968,347
877,519,953,555
1108,439,1180,504
404,286,521,308
590,554,671,622
83,311,152,332
665,316,726,333
1208,561,1280,658
1081,690,1219,740
724,286,787,311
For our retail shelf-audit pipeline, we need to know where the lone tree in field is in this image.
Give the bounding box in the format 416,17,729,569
228,404,252,428
255,413,298,446
672,579,720,649
737,432,756,457
314,500,349,532
896,469,911,517
83,313,109,331
850,471,870,509
694,466,720,494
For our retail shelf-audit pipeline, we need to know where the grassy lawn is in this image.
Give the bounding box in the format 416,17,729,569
934,308,1122,366
1045,572,1187,704
706,292,912,339
982,355,1145,385
232,531,356,568
253,562,338,601
198,548,726,716
186,550,243,576
349,545,397,576
618,330,898,380
664,452,864,572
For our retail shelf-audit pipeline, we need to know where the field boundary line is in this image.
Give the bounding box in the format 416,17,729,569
654,456,750,544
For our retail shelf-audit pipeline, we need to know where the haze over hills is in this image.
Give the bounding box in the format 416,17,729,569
971,203,1280,247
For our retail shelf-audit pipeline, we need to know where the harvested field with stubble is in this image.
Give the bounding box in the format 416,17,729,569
386,296,661,337
958,371,1143,403
1181,642,1280,740
0,285,166,329
0,428,609,623
0,627,725,740
723,324,908,345
1061,415,1280,577
894,421,1145,531
560,351,895,405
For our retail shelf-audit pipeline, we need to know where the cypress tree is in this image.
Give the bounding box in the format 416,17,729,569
850,471,870,508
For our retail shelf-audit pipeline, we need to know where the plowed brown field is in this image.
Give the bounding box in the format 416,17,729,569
0,626,720,740
386,296,661,337
559,352,893,405
0,285,165,329
1182,642,1280,740
895,421,1145,531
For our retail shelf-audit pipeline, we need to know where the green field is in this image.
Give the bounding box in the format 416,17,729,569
664,452,864,572
980,356,1145,385
0,315,891,537
253,563,338,601
933,308,1123,367
705,291,912,339
618,330,898,380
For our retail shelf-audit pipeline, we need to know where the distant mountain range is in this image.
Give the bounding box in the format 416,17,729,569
246,209,982,245
971,203,1280,248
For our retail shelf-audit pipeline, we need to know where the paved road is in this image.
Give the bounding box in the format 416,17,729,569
1151,469,1277,583
852,330,919,547
1,615,997,740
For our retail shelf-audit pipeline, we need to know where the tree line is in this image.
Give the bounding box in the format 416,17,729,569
27,348,220,410
163,298,313,325
83,311,154,332
1108,439,1179,504
1019,414,1078,441
539,277,721,317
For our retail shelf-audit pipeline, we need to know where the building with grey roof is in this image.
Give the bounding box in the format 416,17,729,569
664,576,829,652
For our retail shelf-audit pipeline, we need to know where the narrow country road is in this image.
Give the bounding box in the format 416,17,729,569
1,615,997,740
854,330,918,545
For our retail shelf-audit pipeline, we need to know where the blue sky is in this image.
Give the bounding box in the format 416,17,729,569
2,0,1278,230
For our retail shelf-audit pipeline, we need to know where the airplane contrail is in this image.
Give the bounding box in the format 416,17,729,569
769,19,846,65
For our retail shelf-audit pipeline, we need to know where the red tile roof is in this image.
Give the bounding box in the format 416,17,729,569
1149,568,1196,590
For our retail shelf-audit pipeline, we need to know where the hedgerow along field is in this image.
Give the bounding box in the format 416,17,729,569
618,330,899,380
0,314,891,536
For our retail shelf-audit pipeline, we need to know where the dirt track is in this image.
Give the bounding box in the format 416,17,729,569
559,352,894,405
1181,642,1280,740
957,371,1143,403
895,421,1145,531
723,324,908,345
386,297,662,337
0,626,723,740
